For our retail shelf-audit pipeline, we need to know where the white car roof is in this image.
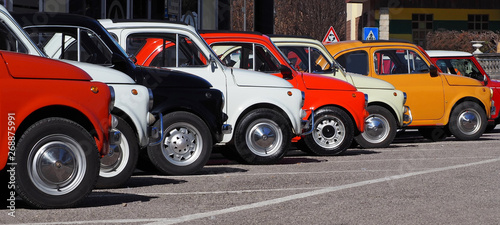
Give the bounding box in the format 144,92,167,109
426,50,473,57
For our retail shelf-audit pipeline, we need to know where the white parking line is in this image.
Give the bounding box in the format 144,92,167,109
9,157,500,225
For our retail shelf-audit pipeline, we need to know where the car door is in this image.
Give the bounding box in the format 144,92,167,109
370,47,445,121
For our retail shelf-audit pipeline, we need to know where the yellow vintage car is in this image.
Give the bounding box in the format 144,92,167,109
325,40,494,141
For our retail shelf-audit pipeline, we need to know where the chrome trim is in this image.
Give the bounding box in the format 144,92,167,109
403,92,407,105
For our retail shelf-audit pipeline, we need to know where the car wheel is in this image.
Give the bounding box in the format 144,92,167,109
448,101,487,140
148,112,212,175
96,116,138,188
233,109,291,164
15,118,99,208
303,106,354,155
354,105,397,148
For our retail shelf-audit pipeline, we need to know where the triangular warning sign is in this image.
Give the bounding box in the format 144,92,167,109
322,26,340,44
366,30,376,40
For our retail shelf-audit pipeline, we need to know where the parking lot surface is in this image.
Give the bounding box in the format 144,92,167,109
1,128,500,225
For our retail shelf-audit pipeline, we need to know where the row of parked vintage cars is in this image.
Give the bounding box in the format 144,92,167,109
0,5,498,208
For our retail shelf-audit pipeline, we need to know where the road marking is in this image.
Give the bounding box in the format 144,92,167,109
8,157,500,225
145,157,500,225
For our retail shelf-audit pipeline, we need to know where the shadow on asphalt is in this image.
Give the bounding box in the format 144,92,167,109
124,176,186,187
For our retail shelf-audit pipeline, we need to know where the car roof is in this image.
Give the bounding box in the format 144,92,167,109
323,40,418,55
425,50,473,58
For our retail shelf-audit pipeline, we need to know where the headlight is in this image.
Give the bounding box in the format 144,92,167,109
148,88,154,110
364,93,368,106
403,92,407,105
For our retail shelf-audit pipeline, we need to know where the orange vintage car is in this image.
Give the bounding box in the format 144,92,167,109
0,51,118,208
325,41,494,141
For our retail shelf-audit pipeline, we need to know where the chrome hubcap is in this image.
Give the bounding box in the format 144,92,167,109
162,123,202,166
313,117,345,149
457,109,481,135
246,119,283,156
362,114,390,144
29,135,86,195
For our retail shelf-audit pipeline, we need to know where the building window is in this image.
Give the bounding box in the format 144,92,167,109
411,14,433,47
468,14,489,30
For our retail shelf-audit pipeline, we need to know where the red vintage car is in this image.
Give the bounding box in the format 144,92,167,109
426,50,499,131
0,51,118,208
133,32,368,156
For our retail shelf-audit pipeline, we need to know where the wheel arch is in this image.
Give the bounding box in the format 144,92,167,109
234,103,293,133
448,97,487,124
16,105,96,143
367,101,399,125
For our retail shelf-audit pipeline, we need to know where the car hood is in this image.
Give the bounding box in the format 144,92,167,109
347,73,395,90
61,60,135,83
231,68,294,88
2,51,91,80
302,73,357,91
443,73,483,86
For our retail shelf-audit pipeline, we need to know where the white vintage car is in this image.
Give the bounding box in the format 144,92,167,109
270,36,412,148
101,20,308,165
1,6,155,188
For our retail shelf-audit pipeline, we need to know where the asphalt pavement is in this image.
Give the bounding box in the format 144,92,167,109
1,127,500,225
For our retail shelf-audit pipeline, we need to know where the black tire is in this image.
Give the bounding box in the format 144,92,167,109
354,105,397,148
233,108,292,164
147,112,212,175
448,101,487,141
135,150,158,173
15,118,99,208
302,106,354,155
418,127,449,141
96,116,138,188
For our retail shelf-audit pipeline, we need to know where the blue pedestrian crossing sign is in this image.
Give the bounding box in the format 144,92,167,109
363,27,379,40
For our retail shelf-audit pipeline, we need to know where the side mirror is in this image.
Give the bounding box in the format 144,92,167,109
279,64,293,80
429,65,439,77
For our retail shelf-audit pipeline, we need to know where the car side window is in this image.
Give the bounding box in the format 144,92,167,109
278,46,309,72
212,43,280,73
211,43,253,69
0,21,28,53
373,49,429,75
25,27,112,65
310,48,332,73
253,44,280,73
336,50,368,75
127,33,207,68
